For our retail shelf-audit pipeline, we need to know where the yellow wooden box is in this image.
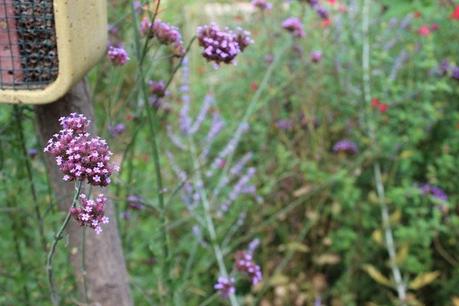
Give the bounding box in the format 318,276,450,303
0,1,107,104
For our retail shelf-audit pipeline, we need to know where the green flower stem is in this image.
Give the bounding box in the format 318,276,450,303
187,137,240,306
47,180,83,305
361,0,407,304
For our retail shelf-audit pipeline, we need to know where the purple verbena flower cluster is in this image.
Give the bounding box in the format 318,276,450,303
71,194,109,234
107,45,129,66
310,50,322,63
235,250,263,285
44,113,118,186
308,0,329,20
419,183,448,201
109,123,126,137
141,18,185,57
196,23,253,66
333,139,358,155
435,59,459,81
148,80,167,98
282,17,305,38
251,0,272,11
214,276,236,298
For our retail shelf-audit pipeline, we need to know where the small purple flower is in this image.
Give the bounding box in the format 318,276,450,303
251,0,272,10
127,194,144,210
214,276,236,298
275,119,293,130
437,59,450,76
419,183,448,201
235,251,263,285
27,148,38,158
109,123,126,137
196,23,253,66
310,50,322,63
141,18,184,57
333,139,358,155
132,1,143,13
315,5,329,20
282,17,305,38
264,54,274,64
107,45,129,65
148,80,166,98
71,194,109,234
451,66,459,81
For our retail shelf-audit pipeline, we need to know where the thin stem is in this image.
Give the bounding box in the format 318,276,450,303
7,199,31,305
47,181,83,306
14,106,47,252
187,137,239,306
361,0,407,304
81,227,89,304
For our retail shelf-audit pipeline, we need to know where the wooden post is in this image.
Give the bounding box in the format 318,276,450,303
35,80,133,306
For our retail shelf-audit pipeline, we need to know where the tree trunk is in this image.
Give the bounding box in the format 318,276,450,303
35,80,133,306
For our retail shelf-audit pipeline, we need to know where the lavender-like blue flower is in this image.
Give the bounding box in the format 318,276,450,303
333,139,358,155
437,59,451,76
419,183,448,201
109,123,126,137
189,95,215,134
451,66,459,81
27,148,38,158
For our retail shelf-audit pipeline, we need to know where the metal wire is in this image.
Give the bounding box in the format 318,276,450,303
0,0,58,90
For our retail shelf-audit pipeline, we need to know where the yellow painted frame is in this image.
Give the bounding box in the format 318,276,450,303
0,1,107,105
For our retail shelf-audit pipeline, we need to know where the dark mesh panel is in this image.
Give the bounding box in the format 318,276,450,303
0,0,58,90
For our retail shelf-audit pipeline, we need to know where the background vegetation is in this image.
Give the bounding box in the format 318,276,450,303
1,0,458,305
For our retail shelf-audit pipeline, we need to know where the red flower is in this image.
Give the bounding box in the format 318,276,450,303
371,98,389,113
251,82,258,92
450,5,459,20
418,25,431,36
371,98,380,107
414,11,422,18
327,0,337,4
321,18,332,28
430,23,439,31
378,103,389,113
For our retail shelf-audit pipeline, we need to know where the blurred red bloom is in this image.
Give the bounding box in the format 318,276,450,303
418,25,431,36
414,11,422,18
251,82,258,91
321,18,332,27
371,98,389,113
450,5,459,20
327,0,336,4
430,23,439,31
371,98,380,107
378,103,389,113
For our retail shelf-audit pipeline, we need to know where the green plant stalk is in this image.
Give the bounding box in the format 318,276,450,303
14,106,47,253
6,198,31,305
361,0,407,304
187,137,239,306
210,41,289,204
47,180,83,306
130,2,173,302
81,227,89,304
